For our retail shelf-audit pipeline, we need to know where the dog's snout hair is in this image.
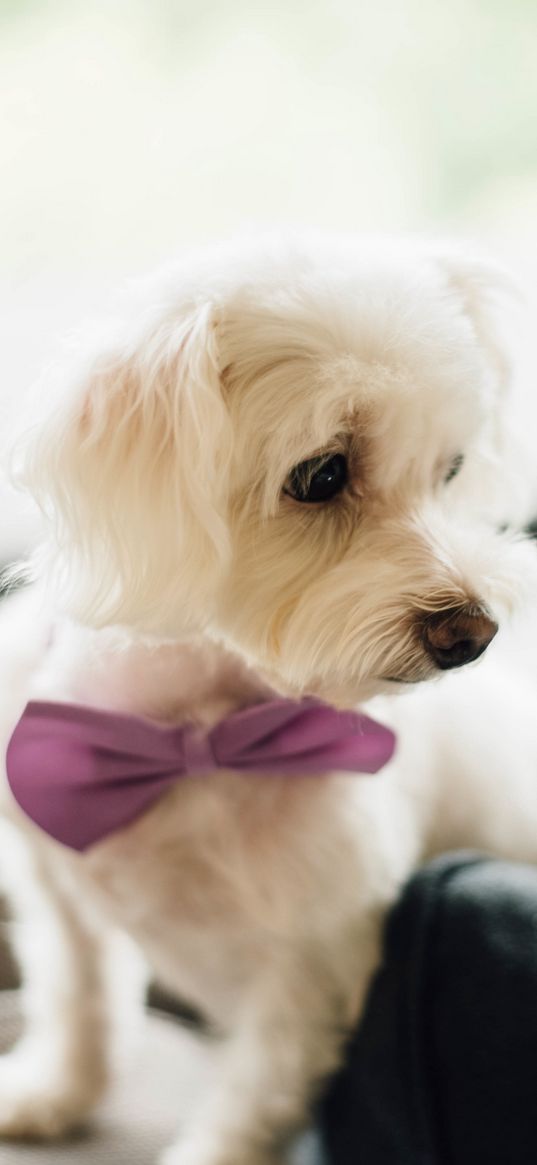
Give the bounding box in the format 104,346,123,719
421,605,499,671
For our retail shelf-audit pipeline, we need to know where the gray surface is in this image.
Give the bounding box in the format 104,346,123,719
0,906,19,991
0,893,214,1163
0,992,214,1164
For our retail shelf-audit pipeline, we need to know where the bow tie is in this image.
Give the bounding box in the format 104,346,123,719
6,698,396,852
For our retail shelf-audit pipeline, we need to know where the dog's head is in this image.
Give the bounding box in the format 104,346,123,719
19,235,531,703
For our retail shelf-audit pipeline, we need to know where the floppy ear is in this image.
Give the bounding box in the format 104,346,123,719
433,248,534,525
435,249,519,393
19,301,233,633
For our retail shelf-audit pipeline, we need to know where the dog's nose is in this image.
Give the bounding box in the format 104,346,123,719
422,606,498,670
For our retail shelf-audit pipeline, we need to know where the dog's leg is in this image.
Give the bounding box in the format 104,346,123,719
161,927,379,1165
0,817,117,1139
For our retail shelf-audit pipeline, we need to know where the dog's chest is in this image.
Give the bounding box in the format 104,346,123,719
76,771,364,1014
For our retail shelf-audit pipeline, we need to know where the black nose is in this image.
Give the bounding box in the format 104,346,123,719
422,606,498,670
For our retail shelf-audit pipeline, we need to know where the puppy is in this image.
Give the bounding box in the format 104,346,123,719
1,233,537,1165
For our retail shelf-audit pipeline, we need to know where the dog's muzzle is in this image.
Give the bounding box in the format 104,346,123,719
422,605,498,671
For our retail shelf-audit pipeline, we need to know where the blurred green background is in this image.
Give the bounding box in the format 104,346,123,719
1,0,536,552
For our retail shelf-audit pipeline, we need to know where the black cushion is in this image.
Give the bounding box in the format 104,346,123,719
319,854,537,1165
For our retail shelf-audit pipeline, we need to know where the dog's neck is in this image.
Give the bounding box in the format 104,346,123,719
29,622,276,729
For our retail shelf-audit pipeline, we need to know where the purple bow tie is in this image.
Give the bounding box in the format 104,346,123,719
6,698,396,852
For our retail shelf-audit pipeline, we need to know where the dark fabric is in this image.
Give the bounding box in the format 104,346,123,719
318,853,537,1165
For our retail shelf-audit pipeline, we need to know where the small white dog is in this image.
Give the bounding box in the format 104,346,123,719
1,233,537,1165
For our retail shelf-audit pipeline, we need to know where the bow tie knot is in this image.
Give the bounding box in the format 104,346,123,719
182,725,217,775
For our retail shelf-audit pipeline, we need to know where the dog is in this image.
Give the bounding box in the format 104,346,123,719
0,232,537,1165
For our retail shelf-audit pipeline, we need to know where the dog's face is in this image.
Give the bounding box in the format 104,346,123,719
23,235,528,704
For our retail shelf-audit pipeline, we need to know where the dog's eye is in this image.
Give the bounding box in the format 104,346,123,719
444,453,464,484
285,454,348,503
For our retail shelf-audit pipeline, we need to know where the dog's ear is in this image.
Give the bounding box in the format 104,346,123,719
434,249,519,393
19,301,233,633
433,248,534,525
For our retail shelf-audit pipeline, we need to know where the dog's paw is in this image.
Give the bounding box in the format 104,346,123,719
0,1052,97,1140
160,1141,280,1165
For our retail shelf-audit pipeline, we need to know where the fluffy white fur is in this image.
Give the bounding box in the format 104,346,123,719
1,233,537,1165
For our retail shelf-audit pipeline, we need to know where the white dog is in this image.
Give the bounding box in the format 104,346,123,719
1,233,537,1165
